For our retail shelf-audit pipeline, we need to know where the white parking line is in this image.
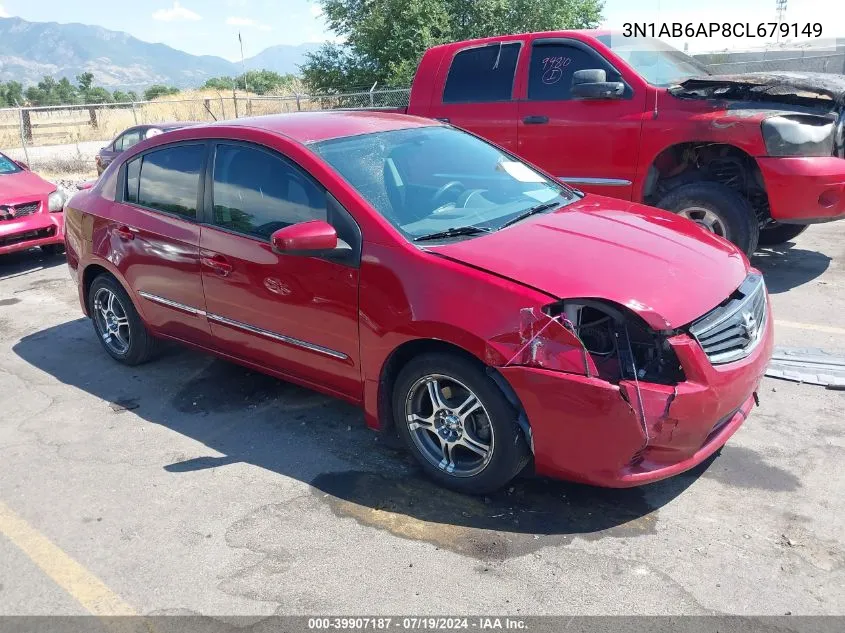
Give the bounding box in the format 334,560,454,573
776,320,845,337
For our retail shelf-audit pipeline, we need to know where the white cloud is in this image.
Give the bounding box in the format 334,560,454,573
0,4,10,17
226,16,272,31
152,2,201,22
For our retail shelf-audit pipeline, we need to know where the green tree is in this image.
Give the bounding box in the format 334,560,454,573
203,71,298,95
56,77,80,105
0,81,24,106
143,84,180,101
202,76,236,91
25,76,61,106
127,90,139,102
302,0,604,91
112,90,130,102
76,72,95,96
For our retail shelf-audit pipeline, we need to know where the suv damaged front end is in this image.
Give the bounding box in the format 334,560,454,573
493,273,773,487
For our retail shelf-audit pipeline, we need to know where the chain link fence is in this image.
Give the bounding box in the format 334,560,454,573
694,51,845,75
0,87,412,178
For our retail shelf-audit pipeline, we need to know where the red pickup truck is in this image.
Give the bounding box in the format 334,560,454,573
393,30,845,254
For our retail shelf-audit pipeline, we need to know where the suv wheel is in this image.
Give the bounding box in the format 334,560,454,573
656,182,759,256
393,353,530,494
88,275,158,365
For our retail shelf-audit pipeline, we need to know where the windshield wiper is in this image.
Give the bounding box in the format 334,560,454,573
499,202,561,230
413,225,493,242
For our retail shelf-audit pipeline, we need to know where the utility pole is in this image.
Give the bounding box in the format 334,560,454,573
239,31,250,94
775,0,787,42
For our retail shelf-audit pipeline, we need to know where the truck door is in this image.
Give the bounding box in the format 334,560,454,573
426,41,522,153
516,37,647,200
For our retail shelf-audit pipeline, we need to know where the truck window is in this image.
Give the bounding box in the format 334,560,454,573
528,43,622,101
443,43,520,104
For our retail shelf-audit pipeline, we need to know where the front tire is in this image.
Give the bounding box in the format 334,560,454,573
656,182,759,256
393,353,530,494
88,274,158,365
758,223,808,246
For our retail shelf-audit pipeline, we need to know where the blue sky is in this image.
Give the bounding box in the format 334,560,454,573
0,0,841,60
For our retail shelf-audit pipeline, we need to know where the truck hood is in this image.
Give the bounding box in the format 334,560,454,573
0,170,56,202
674,72,845,109
430,197,750,330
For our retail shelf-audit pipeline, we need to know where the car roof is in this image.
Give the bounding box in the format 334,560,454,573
202,110,441,144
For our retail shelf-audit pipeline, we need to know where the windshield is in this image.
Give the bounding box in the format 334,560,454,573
597,35,709,87
311,126,573,242
0,153,22,175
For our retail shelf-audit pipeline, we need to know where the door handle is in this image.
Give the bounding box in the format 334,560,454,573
116,225,136,241
201,254,233,276
522,115,549,125
435,117,450,123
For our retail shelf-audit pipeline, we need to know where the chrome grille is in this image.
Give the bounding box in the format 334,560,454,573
689,273,768,365
0,201,40,222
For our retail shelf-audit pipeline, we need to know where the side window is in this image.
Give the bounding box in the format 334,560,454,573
137,144,204,219
528,43,622,101
443,43,520,104
211,144,327,239
114,130,141,152
122,130,142,151
125,157,141,203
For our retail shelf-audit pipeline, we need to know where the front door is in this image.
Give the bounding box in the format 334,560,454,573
198,142,362,400
517,38,647,200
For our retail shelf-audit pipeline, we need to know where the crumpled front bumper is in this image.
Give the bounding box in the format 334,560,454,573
0,210,64,255
759,156,845,223
499,304,774,487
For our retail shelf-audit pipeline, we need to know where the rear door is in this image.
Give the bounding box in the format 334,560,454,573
426,41,523,153
111,142,212,345
516,38,647,200
198,141,362,399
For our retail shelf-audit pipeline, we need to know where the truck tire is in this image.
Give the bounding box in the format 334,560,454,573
656,182,759,256
758,223,808,246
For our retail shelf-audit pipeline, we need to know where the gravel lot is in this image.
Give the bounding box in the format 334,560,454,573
0,222,843,618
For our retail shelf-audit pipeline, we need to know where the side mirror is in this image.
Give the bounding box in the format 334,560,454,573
571,69,625,100
77,180,96,191
271,220,342,255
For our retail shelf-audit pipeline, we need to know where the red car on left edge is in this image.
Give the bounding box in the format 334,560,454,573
0,152,66,256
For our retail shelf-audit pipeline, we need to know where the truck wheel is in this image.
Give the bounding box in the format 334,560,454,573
758,223,808,246
393,353,530,494
656,182,759,256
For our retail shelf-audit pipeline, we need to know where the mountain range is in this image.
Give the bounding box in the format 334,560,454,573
0,16,321,90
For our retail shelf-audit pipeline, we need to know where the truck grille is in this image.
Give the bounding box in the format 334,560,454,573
0,201,40,222
689,273,768,365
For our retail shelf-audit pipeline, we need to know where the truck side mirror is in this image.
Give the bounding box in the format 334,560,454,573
571,69,625,100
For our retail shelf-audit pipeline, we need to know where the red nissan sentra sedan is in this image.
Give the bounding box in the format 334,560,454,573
1,151,66,256
64,112,773,493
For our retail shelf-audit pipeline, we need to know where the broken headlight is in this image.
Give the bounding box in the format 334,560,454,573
544,300,685,385
762,114,835,157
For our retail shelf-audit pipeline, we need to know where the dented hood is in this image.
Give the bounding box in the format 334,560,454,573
676,72,845,107
431,197,750,330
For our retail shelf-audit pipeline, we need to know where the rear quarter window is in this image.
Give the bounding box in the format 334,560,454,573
443,43,520,104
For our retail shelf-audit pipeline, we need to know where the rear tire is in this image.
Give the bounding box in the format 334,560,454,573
758,223,808,246
656,182,759,256
88,274,158,366
393,352,530,494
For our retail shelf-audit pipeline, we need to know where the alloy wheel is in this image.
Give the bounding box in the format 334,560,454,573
93,287,131,356
404,374,494,477
678,206,728,238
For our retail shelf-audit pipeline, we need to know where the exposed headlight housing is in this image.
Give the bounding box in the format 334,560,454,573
47,190,66,212
762,114,835,157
